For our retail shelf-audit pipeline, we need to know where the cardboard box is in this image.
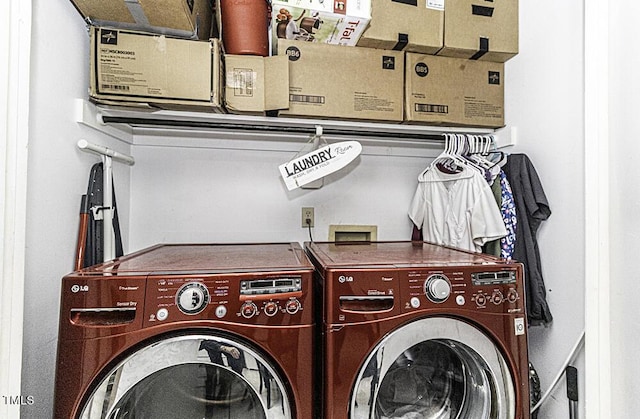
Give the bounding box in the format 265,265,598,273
278,40,404,122
224,55,289,114
271,0,371,55
405,54,504,128
89,27,224,112
438,0,518,62
357,0,444,54
71,0,213,40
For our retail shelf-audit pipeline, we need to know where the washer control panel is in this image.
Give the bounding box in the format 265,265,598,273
144,273,311,327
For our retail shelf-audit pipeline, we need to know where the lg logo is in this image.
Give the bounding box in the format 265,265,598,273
338,275,354,283
71,284,89,293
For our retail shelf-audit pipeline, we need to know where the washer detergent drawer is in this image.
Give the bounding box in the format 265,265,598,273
60,276,145,340
350,317,516,419
79,334,293,419
339,296,394,312
70,307,136,326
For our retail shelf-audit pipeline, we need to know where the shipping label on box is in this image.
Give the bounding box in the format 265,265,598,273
438,0,518,62
224,54,289,114
357,0,444,54
278,40,403,122
271,0,371,54
89,27,223,111
405,54,504,128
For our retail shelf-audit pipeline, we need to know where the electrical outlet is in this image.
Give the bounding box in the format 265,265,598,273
301,207,315,228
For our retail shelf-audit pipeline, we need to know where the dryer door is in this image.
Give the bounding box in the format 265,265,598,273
350,317,516,419
79,334,292,419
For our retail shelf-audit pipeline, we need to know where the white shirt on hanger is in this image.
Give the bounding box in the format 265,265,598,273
409,164,507,253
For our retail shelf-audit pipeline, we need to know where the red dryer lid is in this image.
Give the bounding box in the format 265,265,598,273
77,242,314,276
305,241,511,269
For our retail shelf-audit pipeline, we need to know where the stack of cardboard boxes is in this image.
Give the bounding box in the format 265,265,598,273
79,0,518,128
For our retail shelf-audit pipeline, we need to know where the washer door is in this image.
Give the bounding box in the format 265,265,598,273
79,334,292,419
350,317,516,419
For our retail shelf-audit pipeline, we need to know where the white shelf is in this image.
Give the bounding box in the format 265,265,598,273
76,99,516,154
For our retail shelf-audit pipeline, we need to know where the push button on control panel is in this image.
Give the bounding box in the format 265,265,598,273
241,302,258,318
264,301,279,316
215,305,227,318
491,290,504,305
285,298,301,315
474,286,520,308
156,308,169,321
410,297,421,308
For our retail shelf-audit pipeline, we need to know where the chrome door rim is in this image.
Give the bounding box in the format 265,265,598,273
349,317,516,419
79,333,292,419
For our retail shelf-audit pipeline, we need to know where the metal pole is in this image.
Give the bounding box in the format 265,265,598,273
77,139,134,262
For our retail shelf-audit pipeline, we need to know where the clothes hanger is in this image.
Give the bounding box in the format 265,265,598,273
483,135,508,168
464,135,497,169
424,133,464,175
458,134,486,175
466,135,492,168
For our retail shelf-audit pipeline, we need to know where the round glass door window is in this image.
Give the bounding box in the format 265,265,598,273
350,317,516,419
80,334,291,419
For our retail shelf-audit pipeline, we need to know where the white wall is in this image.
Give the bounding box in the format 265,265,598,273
506,1,586,418
128,143,437,249
21,1,587,418
20,0,131,417
609,2,640,418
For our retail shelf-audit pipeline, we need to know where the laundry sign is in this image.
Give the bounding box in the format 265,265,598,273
279,141,362,190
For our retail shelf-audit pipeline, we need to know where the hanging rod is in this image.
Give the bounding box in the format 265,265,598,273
77,100,515,149
77,139,135,165
99,115,466,142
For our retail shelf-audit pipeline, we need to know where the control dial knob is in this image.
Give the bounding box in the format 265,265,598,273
241,302,258,319
176,282,210,315
286,298,302,315
491,290,504,305
425,274,451,303
264,301,279,317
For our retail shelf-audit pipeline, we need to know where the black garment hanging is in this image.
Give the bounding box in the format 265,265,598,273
80,162,124,268
502,154,552,326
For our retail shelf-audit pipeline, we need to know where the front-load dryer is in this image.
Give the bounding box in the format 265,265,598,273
54,243,315,419
305,241,530,419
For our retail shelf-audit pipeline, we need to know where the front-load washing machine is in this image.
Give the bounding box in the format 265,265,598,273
305,241,530,419
54,243,315,419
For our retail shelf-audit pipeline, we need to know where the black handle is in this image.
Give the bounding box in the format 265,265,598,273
472,5,495,17
566,366,579,402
